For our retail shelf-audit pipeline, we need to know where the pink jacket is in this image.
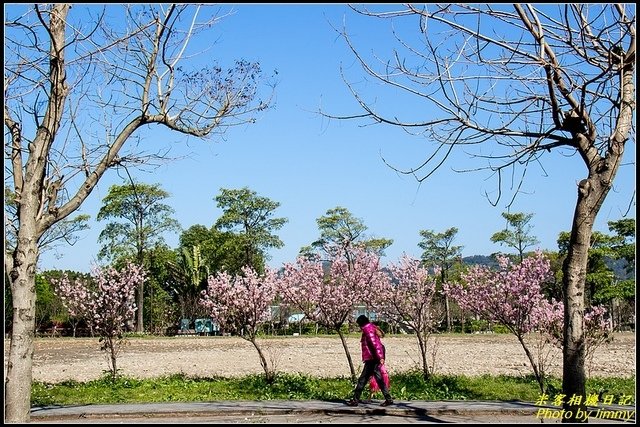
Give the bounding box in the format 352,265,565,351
360,323,385,362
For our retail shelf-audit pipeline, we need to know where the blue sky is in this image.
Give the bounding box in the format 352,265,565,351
35,4,636,273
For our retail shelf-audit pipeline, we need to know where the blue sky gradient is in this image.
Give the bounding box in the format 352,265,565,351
33,4,636,273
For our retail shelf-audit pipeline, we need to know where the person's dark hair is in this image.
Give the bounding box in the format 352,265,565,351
356,315,369,327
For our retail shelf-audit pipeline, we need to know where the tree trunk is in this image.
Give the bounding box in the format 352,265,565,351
609,300,616,331
135,285,144,333
444,295,452,333
415,332,430,380
107,336,118,380
516,334,544,393
5,5,70,421
249,337,275,383
337,330,357,382
562,180,595,422
561,48,632,420
562,175,620,421
5,241,39,422
135,248,144,333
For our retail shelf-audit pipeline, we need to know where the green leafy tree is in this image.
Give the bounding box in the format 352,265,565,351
179,224,247,275
34,275,57,334
301,206,393,263
490,212,540,263
418,227,463,332
605,219,636,330
557,219,635,329
179,225,216,255
334,5,634,419
586,232,619,306
143,244,179,335
214,187,288,273
558,231,617,305
97,181,180,333
5,4,273,419
607,218,636,274
97,182,180,262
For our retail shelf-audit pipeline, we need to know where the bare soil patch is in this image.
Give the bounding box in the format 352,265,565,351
4,332,635,384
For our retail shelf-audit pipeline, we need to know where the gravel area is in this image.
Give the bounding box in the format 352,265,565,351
4,332,635,383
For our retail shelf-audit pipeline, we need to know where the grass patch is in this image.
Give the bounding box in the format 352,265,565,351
31,371,635,408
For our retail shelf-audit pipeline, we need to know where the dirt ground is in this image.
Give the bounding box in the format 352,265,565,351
3,332,635,384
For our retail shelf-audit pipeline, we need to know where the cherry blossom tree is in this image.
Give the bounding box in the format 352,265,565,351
368,255,442,379
444,252,557,392
581,307,614,377
445,252,613,393
280,245,388,381
52,273,93,337
200,266,279,383
540,303,613,378
54,262,145,380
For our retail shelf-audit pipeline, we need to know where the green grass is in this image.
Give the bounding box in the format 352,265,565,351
31,371,635,408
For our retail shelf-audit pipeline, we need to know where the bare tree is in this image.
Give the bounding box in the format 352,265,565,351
329,4,635,422
4,4,274,422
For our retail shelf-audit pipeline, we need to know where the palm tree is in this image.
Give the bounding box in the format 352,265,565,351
168,245,210,325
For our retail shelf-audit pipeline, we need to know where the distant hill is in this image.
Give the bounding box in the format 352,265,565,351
462,254,634,280
608,258,635,280
462,255,498,268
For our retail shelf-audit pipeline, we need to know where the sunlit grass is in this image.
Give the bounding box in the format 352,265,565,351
32,371,635,407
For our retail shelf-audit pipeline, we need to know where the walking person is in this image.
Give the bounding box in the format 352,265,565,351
347,315,393,407
369,323,390,397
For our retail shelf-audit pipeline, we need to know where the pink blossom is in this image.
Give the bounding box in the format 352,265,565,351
444,251,553,335
200,265,279,338
53,262,146,378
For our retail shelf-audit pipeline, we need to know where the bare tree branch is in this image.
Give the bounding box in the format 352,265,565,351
329,4,635,422
4,5,276,421
323,4,634,207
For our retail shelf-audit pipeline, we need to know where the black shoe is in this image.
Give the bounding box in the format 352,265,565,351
380,399,393,407
346,399,360,406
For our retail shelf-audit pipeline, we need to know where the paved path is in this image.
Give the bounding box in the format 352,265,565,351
29,400,636,424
